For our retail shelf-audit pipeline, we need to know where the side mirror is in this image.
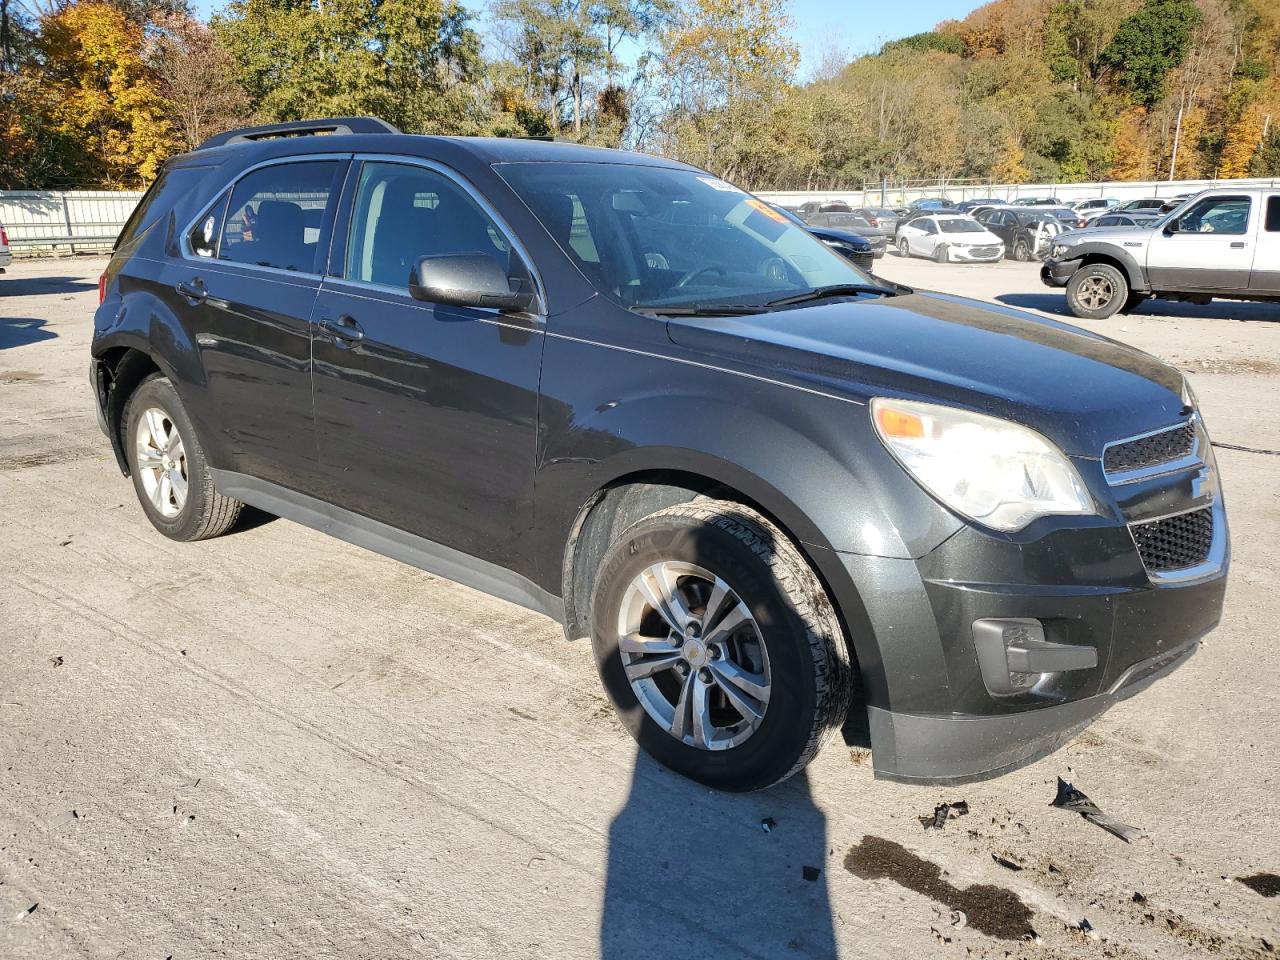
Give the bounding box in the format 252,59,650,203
1164,219,1181,235
409,254,535,313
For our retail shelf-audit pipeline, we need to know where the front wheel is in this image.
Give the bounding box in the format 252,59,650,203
933,244,949,264
590,501,853,792
1065,262,1128,319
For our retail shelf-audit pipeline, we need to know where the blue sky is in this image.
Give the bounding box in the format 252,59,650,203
190,0,989,78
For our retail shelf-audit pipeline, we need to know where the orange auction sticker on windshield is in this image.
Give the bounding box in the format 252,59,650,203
746,198,789,223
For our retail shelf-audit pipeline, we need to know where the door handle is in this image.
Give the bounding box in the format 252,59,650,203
1230,241,1247,249
176,279,206,304
319,315,364,345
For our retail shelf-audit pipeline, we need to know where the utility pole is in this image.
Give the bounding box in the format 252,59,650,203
1169,98,1185,182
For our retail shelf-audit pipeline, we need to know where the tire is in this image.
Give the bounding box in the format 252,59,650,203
590,500,853,792
1012,238,1031,262
897,238,911,258
1065,262,1128,320
124,374,242,541
933,244,948,264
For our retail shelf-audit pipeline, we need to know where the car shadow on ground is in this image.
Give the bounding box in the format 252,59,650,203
602,759,836,959
1,275,97,297
997,292,1280,322
0,317,56,350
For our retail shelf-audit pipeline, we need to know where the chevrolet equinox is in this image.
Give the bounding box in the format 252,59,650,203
91,118,1229,790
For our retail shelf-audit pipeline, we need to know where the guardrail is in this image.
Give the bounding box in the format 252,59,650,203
0,190,142,255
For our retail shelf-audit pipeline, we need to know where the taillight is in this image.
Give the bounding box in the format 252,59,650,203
98,273,107,305
0,225,8,245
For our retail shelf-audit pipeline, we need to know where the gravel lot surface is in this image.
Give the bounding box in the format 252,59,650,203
1,253,1277,959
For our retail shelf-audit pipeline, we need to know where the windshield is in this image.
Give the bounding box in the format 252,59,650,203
496,162,877,310
937,219,986,233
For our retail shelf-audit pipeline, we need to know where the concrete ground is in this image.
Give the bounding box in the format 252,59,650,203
1,253,1277,959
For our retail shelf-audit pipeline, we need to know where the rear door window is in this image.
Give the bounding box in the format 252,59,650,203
219,161,341,273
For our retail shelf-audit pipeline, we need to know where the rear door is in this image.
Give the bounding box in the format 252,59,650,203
1249,194,1280,293
166,156,347,491
1145,194,1254,290
309,157,544,565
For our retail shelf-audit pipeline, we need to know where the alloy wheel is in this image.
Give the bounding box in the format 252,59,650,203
1076,275,1115,311
134,406,188,518
616,561,771,751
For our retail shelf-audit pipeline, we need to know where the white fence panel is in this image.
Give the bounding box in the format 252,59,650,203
0,190,143,255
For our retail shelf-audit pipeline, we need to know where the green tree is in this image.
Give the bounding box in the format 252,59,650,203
214,0,490,134
1097,0,1201,106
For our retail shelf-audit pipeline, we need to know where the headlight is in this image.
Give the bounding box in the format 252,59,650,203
871,398,1094,532
1052,244,1070,258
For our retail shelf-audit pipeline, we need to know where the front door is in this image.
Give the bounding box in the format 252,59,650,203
1146,194,1255,290
310,158,544,570
168,157,346,491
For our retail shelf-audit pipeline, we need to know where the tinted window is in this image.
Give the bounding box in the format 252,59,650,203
938,219,985,233
115,169,172,249
1266,197,1280,232
1177,196,1250,236
346,161,515,288
219,161,339,272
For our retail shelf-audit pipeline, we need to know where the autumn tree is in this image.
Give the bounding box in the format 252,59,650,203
36,0,173,185
1096,0,1201,107
148,11,250,151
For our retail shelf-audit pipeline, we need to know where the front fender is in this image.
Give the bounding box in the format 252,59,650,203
1061,241,1148,292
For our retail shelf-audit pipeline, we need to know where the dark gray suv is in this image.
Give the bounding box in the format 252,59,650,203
91,118,1228,790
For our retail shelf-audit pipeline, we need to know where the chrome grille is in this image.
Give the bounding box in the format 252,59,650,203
1104,422,1196,475
1131,508,1213,572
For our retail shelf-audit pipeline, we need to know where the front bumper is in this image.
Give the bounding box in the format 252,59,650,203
1040,257,1080,287
947,245,1003,263
836,444,1229,783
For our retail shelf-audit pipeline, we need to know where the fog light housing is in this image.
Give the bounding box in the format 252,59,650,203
972,618,1098,696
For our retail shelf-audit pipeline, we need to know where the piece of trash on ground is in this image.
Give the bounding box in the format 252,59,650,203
950,909,967,928
761,817,777,833
49,656,64,667
921,800,969,830
1050,777,1145,843
992,853,1024,871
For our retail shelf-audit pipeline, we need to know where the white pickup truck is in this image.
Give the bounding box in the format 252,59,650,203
1041,188,1280,318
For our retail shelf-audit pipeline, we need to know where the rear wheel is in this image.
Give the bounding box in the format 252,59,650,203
590,501,853,792
1065,262,1128,320
124,375,242,541
1012,238,1032,261
897,238,911,258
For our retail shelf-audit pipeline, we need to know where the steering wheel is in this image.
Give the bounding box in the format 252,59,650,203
674,264,727,289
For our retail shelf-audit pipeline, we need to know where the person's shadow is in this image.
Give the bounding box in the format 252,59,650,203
602,756,836,958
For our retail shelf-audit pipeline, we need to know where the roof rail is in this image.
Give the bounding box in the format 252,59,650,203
196,117,401,151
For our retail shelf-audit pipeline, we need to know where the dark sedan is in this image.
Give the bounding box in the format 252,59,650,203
802,212,890,258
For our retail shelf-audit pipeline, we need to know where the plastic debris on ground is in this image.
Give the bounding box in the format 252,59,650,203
1050,777,1145,843
921,800,969,830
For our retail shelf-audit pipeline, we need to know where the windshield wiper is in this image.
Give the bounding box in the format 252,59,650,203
633,302,767,317
766,283,898,307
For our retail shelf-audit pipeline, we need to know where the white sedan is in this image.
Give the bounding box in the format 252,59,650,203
896,215,1004,263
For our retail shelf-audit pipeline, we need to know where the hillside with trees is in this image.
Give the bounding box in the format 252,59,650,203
1,0,1279,189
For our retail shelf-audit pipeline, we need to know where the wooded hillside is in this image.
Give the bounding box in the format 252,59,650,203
1,0,1278,190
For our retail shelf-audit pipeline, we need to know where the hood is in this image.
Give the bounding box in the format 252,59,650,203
1056,224,1158,247
809,227,874,250
665,291,1186,457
